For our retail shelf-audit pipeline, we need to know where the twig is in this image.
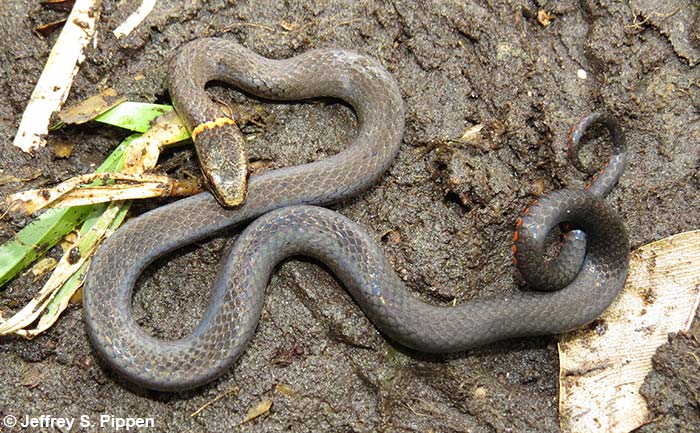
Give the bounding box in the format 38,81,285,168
190,387,239,418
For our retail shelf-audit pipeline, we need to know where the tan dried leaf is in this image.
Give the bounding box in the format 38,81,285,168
241,399,273,424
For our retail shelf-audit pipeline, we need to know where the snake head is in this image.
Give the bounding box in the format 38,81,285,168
191,117,249,207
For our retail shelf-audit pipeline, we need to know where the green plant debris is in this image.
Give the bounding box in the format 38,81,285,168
0,136,133,289
95,101,174,133
0,206,91,288
0,101,186,337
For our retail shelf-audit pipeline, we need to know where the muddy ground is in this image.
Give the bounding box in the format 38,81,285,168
1,0,699,432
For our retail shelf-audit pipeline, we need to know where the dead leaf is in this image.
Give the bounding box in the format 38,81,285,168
57,88,125,126
31,257,58,282
70,287,83,305
60,232,79,252
240,399,272,424
274,384,301,398
459,124,484,144
559,230,700,432
280,20,298,31
5,172,201,215
36,19,67,37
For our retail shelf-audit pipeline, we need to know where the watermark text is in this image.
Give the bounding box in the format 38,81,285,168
1,414,155,431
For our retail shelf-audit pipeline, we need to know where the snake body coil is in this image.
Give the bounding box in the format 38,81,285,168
83,38,629,391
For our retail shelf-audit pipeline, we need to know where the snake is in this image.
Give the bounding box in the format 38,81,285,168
83,38,630,392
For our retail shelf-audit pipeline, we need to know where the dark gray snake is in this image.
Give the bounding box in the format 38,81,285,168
83,38,630,391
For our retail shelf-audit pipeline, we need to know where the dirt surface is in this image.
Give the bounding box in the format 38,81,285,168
1,1,699,432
